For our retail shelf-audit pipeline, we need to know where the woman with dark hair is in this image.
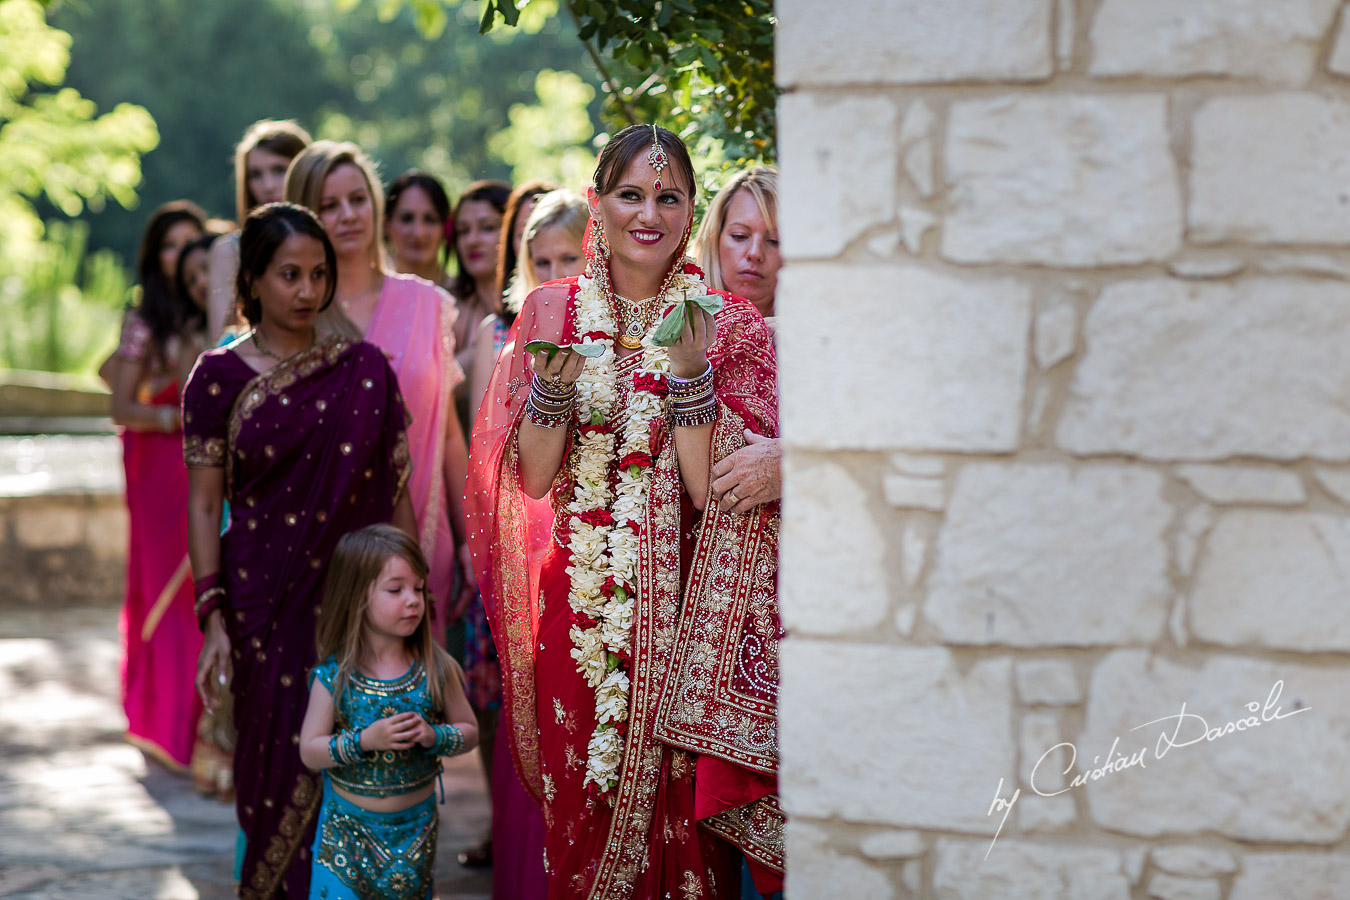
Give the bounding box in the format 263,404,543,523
110,199,206,775
466,125,784,898
287,142,473,656
186,202,414,899
385,168,454,291
449,179,512,376
207,119,312,343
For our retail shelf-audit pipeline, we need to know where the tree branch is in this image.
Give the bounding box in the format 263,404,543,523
561,0,640,125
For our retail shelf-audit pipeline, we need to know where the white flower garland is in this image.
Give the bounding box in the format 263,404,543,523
562,264,705,795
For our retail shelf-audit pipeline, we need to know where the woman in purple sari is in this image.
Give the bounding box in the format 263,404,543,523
184,203,414,899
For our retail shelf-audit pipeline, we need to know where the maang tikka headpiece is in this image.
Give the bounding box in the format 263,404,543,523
646,124,667,192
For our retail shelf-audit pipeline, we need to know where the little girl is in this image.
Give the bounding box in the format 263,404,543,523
300,524,479,900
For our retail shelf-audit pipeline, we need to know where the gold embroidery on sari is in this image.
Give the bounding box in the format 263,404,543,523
240,772,321,900
698,794,786,876
185,435,226,467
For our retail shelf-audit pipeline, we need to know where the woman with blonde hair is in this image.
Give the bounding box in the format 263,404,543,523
694,167,784,526
286,140,473,652
206,119,312,343
693,166,779,326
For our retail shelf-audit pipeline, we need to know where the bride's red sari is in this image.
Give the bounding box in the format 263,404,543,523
465,248,784,898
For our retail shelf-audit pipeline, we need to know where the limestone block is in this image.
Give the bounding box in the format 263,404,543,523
934,840,1130,899
1230,853,1350,900
1331,11,1350,77
927,463,1172,646
1020,712,1063,790
778,93,898,259
779,460,889,636
1017,793,1076,831
894,603,917,636
1016,659,1082,706
780,641,1015,833
1314,468,1350,503
900,520,929,586
865,229,902,259
883,473,945,511
1056,0,1074,68
777,263,1030,452
1150,846,1237,878
784,820,895,900
1034,299,1077,370
1191,95,1350,244
901,861,921,894
15,506,83,549
1147,874,1221,900
1081,651,1350,841
898,205,935,255
1166,253,1245,280
1173,465,1306,505
891,453,945,477
1089,0,1338,82
1190,511,1350,652
1058,278,1350,460
859,829,925,860
1174,504,1215,578
903,143,935,198
944,95,1181,267
1256,252,1350,279
777,0,1052,87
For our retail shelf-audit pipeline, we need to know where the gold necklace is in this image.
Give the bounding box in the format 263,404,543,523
613,293,660,349
252,327,315,362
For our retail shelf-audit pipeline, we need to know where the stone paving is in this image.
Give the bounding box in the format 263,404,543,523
0,605,494,899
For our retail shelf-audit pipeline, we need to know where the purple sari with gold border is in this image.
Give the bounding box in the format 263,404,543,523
183,335,410,900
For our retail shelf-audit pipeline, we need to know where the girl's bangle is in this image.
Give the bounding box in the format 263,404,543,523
429,724,465,757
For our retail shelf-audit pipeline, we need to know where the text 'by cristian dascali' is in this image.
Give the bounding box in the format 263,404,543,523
984,680,1310,859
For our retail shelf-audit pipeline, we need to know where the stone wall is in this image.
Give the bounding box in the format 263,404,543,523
0,436,126,607
775,2,1350,896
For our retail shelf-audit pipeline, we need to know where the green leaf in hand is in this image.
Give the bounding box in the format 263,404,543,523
651,293,724,347
651,302,689,347
524,340,562,357
523,340,606,358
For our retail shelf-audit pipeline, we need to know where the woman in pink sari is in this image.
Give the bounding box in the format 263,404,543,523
111,200,207,772
286,142,472,644
467,125,784,899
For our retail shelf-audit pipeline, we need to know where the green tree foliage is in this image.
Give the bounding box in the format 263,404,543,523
0,0,153,374
479,0,775,162
52,0,603,261
0,0,157,263
489,69,598,186
0,220,131,374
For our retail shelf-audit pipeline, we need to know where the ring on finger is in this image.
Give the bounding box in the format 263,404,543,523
725,491,739,506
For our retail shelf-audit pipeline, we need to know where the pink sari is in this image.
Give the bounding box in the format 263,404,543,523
116,313,202,770
363,273,464,638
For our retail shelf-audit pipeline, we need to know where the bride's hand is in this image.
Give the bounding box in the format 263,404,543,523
529,346,587,388
669,307,715,379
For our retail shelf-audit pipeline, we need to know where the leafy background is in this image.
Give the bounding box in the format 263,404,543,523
2,0,774,374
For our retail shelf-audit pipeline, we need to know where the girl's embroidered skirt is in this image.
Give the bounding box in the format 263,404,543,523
309,778,437,900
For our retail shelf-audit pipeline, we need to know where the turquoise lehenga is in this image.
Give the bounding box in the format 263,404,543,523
307,657,446,900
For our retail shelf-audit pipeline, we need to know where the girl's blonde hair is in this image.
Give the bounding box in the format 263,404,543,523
692,166,779,292
503,190,588,314
285,140,387,277
317,524,458,716
234,119,311,224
